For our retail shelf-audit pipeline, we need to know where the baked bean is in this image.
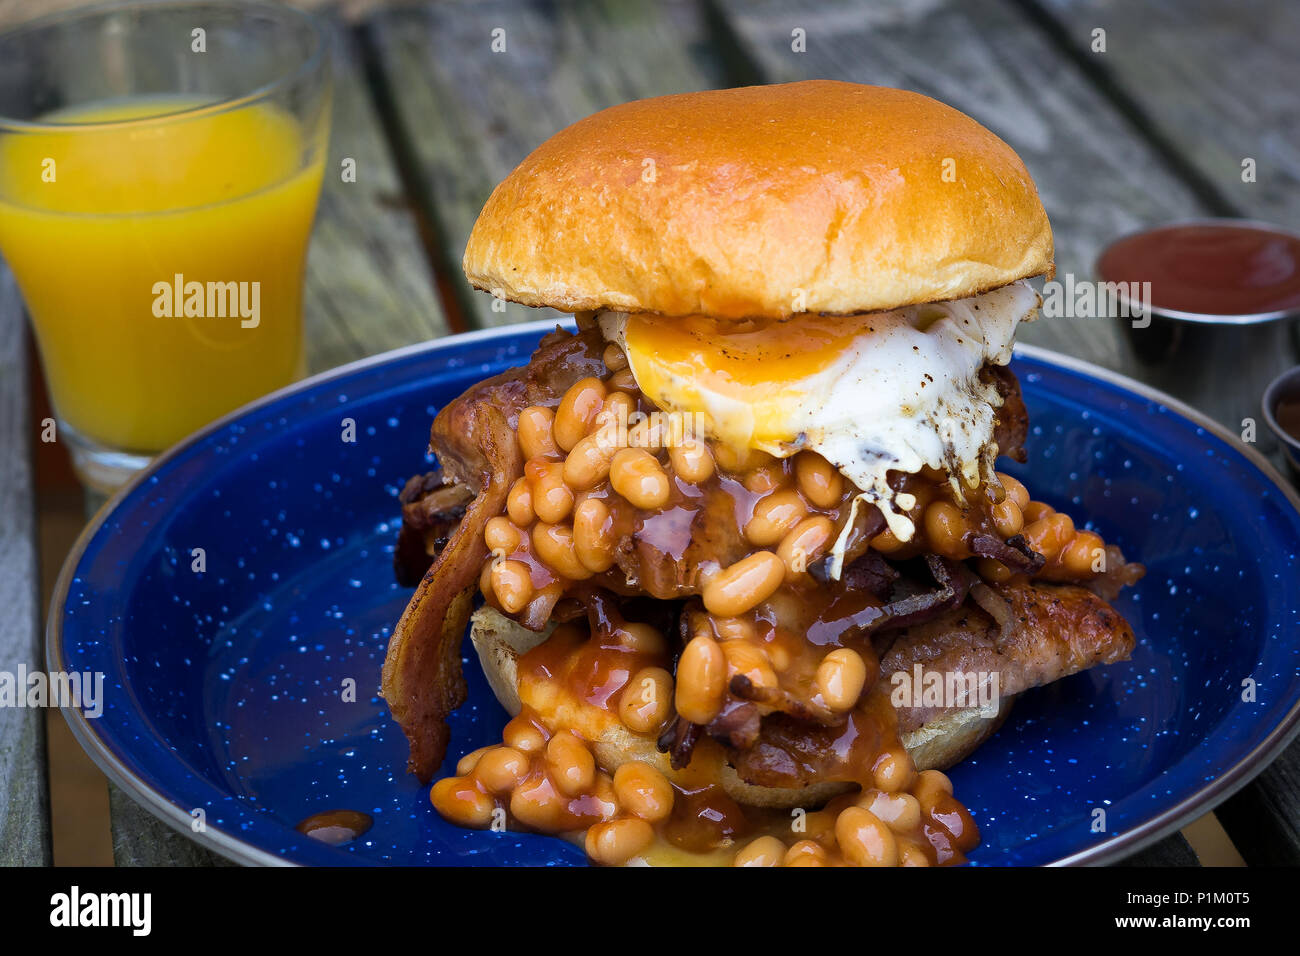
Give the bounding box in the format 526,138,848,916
610,448,671,509
606,368,638,392
517,405,559,460
714,445,772,475
722,640,776,691
619,667,674,734
564,433,614,491
795,452,844,508
897,839,933,867
545,731,595,797
783,840,827,865
585,818,654,865
924,501,971,558
991,498,1024,537
675,635,727,724
997,472,1030,510
617,622,667,656
490,559,533,614
572,497,617,573
745,489,808,546
590,772,620,824
799,810,839,845
860,789,922,834
815,648,868,712
668,437,715,484
506,477,534,526
594,391,634,435
624,415,658,450
777,515,834,579
430,776,494,828
711,616,755,643
613,762,674,823
1060,530,1104,576
914,769,954,811
603,343,628,371
733,835,785,867
702,551,785,616
502,714,546,754
742,461,789,495
455,746,491,776
871,747,917,793
532,522,592,580
554,377,606,451
1022,511,1075,560
975,557,1013,583
510,774,566,830
835,806,899,867
484,516,521,555
870,526,905,554
474,746,530,793
530,462,574,524
927,792,979,850
1022,500,1054,523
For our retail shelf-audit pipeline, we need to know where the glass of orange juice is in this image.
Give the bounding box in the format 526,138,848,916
0,1,330,491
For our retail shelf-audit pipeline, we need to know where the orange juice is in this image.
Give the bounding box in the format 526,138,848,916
0,96,325,452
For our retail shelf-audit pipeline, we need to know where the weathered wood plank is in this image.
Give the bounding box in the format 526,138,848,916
715,0,1298,449
1036,0,1300,227
365,0,730,330
1116,832,1199,867
1216,755,1300,866
302,11,449,372
0,269,51,866
710,0,1267,867
108,785,230,867
106,10,447,866
1030,0,1300,869
713,0,1205,373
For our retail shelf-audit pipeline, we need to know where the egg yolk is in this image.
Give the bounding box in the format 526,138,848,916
622,311,882,450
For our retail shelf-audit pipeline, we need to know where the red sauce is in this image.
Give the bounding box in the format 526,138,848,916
295,809,373,845
1097,222,1300,317
1274,394,1300,442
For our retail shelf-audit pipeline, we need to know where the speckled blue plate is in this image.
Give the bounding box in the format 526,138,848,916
49,320,1300,866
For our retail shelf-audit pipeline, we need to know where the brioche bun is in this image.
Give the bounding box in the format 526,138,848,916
470,606,1013,810
463,80,1052,321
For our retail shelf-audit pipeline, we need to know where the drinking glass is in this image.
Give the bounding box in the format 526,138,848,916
0,0,331,491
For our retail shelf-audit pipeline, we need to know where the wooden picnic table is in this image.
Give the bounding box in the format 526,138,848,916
1,0,1297,867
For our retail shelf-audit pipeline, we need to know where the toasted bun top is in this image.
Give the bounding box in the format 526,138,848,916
464,80,1053,320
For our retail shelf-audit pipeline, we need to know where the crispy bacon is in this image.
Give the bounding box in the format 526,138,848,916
806,554,971,645
658,716,703,770
382,326,608,781
967,531,1046,573
393,473,475,586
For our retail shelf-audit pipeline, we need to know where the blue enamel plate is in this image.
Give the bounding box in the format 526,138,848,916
49,320,1300,866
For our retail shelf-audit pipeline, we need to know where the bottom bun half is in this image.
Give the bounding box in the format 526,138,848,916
469,605,1013,810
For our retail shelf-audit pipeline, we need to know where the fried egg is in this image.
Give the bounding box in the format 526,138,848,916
598,280,1040,572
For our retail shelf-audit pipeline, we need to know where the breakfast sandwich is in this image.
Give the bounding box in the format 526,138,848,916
382,80,1143,867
